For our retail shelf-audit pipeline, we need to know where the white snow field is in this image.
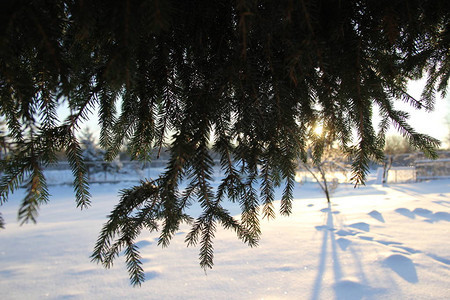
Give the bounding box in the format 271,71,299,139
1,174,450,299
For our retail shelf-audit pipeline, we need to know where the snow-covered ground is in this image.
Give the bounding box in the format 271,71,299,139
1,172,450,299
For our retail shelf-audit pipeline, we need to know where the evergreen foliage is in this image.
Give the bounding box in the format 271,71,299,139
80,127,103,177
0,119,10,160
1,0,448,284
80,128,102,162
80,127,123,180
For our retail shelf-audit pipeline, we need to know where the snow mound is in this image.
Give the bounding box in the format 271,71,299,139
384,254,418,283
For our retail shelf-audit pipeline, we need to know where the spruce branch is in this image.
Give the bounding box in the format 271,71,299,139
260,156,276,220
281,171,295,215
0,160,28,205
91,181,161,285
198,214,216,270
1,97,24,143
185,203,257,270
37,88,59,130
1,0,448,285
239,174,261,244
98,87,118,151
18,161,49,224
156,130,193,248
128,95,156,161
65,91,97,131
0,213,4,229
214,119,245,203
124,241,145,286
65,132,91,209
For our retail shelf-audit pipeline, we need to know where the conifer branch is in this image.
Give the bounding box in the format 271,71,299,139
98,88,118,151
198,214,216,270
65,132,91,209
91,181,160,278
0,213,4,229
0,160,28,205
1,97,24,143
1,0,448,285
155,86,174,159
260,156,276,220
65,93,97,131
129,97,156,161
18,160,49,224
124,241,145,286
239,173,261,244
281,171,295,216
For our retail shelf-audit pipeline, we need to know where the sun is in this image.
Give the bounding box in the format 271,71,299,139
313,123,324,136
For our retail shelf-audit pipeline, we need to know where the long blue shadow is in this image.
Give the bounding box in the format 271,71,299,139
310,203,343,300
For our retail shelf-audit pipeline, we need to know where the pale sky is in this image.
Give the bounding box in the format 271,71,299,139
391,80,450,147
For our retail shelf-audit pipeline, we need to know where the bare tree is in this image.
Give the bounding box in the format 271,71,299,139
382,135,415,184
299,126,350,203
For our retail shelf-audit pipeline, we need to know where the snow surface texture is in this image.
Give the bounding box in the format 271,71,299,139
1,173,450,299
